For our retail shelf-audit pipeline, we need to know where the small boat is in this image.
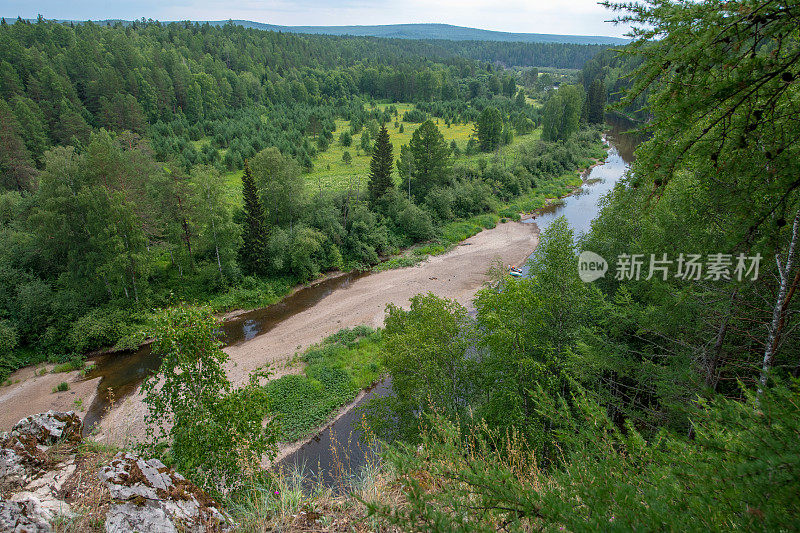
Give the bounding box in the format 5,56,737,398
509,266,523,277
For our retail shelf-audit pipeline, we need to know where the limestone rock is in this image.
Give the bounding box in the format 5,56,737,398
0,497,52,533
0,412,82,492
6,412,82,447
99,453,234,532
0,449,26,490
104,502,176,533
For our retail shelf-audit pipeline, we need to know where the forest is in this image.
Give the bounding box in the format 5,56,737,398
0,18,606,379
2,0,799,529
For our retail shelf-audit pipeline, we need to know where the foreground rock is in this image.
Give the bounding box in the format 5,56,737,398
0,411,83,531
0,411,235,532
0,497,52,532
99,452,234,532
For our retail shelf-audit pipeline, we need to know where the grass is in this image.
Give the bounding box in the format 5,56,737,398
371,255,425,272
263,326,384,442
51,355,86,374
219,101,543,201
304,115,475,193
205,276,288,313
228,459,401,532
52,381,70,393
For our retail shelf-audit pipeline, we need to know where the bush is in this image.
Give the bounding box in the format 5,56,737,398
142,306,278,493
440,220,483,245
51,354,85,373
52,381,70,393
372,255,424,272
397,204,435,242
424,188,455,221
402,109,427,123
67,308,135,354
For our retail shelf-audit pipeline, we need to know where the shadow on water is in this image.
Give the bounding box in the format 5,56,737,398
81,121,642,485
278,379,392,495
81,270,369,435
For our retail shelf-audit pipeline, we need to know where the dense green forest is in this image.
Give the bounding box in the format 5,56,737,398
351,0,800,529
1,0,798,529
0,18,606,379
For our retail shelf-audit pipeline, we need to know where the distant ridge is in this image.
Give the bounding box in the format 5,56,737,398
218,22,629,46
6,18,628,46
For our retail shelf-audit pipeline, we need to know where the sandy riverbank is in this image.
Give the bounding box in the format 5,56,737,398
94,219,539,446
0,219,537,445
0,364,100,431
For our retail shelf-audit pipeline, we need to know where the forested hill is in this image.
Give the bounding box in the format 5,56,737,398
6,18,612,68
209,21,629,46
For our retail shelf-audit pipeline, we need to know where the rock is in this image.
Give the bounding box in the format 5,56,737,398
0,449,26,489
0,412,82,492
99,453,234,532
6,412,82,447
0,497,52,533
8,458,76,523
104,503,176,533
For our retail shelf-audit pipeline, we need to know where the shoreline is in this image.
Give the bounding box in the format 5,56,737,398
92,218,539,445
0,144,606,440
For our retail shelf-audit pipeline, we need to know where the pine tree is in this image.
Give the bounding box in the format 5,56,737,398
239,159,268,275
405,120,452,200
475,107,503,152
587,78,606,124
367,124,394,204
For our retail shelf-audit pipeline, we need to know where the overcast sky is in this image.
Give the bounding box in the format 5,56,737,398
0,0,631,38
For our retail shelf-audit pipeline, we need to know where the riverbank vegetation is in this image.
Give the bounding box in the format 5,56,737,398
264,326,384,442
0,17,607,381
353,0,800,529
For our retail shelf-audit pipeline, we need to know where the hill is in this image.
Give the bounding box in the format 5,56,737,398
193,21,629,45
5,17,628,45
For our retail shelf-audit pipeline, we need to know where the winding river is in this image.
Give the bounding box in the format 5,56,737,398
280,123,637,488
81,121,637,488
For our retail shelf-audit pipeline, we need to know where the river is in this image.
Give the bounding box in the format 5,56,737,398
81,270,369,434
279,123,637,489
81,122,636,489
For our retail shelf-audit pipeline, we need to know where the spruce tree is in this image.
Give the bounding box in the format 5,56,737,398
368,123,394,204
405,120,452,200
239,159,268,275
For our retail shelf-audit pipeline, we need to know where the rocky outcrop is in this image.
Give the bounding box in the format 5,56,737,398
1,411,236,533
0,497,52,532
0,411,82,532
99,453,234,532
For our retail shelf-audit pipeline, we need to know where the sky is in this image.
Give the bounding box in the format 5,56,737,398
0,0,631,38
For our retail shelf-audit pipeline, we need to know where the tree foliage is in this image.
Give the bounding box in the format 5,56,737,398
367,123,394,204
239,160,268,275
142,305,278,492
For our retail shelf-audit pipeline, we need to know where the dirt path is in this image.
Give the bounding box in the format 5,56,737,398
7,220,537,445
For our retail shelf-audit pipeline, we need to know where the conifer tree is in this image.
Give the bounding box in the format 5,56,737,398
403,120,452,200
367,123,394,204
239,159,268,275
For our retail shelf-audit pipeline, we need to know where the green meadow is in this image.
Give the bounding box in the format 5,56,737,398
218,102,543,201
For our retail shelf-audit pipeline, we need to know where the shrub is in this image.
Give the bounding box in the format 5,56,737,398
397,204,435,242
372,255,424,272
51,354,85,373
67,308,135,354
142,306,279,493
52,381,69,393
402,109,427,123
